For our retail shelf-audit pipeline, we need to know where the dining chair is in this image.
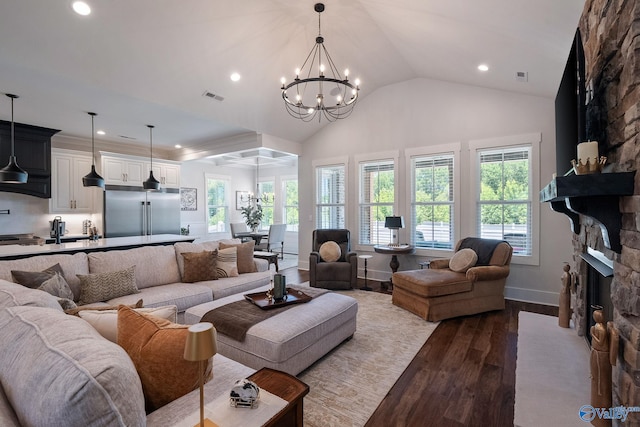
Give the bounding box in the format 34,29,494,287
255,224,287,259
230,222,250,242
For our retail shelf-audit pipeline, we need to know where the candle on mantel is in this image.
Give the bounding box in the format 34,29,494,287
577,141,599,164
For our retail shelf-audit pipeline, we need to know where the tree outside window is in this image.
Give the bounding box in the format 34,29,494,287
477,147,531,255
283,179,299,232
206,176,228,233
412,154,454,249
258,181,274,229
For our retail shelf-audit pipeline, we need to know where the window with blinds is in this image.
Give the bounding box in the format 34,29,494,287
283,179,299,232
359,160,395,245
477,146,532,256
258,181,274,228
316,165,345,229
206,176,229,233
411,154,454,249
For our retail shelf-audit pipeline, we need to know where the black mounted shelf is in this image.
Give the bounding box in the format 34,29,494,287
540,171,635,253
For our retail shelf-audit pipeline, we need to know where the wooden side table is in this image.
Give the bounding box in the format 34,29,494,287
373,245,415,291
248,368,309,427
253,251,279,272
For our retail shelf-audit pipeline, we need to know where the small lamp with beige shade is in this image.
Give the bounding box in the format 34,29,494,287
184,322,218,427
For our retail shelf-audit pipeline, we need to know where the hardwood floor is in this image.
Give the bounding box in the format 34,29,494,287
279,266,558,427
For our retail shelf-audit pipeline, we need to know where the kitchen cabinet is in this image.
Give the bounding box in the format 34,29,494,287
102,152,180,188
147,162,180,188
50,149,94,213
102,156,145,186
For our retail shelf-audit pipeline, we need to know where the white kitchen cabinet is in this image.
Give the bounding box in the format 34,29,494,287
50,149,95,213
150,162,181,188
101,153,181,188
102,156,145,186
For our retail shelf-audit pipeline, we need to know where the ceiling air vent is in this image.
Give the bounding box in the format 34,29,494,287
516,71,528,82
203,91,225,102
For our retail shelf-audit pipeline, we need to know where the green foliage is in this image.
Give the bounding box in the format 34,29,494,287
479,157,529,224
240,204,263,230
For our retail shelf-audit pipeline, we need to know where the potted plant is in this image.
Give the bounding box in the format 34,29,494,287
240,204,263,232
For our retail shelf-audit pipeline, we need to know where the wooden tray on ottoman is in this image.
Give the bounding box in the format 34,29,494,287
244,289,312,310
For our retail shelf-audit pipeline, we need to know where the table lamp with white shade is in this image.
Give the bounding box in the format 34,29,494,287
385,216,404,246
184,322,218,427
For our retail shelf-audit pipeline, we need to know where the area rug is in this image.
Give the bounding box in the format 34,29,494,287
515,311,590,427
296,286,438,427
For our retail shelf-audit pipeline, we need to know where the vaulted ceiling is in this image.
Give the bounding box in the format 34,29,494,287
0,0,585,158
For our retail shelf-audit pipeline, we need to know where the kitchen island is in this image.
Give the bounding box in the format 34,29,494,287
0,234,194,260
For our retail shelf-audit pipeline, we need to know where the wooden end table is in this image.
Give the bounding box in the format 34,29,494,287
253,251,279,272
373,244,415,291
248,368,309,427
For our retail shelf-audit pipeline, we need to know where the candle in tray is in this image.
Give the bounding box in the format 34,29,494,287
577,141,598,164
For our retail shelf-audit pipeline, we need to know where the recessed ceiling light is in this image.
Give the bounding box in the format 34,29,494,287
72,1,91,16
230,73,241,82
174,144,182,149
96,130,105,135
478,64,489,72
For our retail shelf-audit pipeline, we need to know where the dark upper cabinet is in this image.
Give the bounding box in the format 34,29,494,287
0,120,59,198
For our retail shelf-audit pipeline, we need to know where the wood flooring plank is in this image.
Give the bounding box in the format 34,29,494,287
281,269,556,427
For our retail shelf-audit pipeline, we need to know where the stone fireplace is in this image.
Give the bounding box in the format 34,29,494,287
570,0,640,423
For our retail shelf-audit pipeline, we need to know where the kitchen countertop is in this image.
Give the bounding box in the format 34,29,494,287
0,234,195,260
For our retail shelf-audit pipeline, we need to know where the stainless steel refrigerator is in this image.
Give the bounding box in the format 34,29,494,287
104,185,180,237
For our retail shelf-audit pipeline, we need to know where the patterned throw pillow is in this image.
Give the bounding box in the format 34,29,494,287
216,247,239,278
38,272,75,301
182,251,218,283
77,266,140,305
117,306,211,412
219,241,257,274
65,299,143,316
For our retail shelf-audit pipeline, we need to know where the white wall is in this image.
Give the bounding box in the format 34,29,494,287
298,77,573,305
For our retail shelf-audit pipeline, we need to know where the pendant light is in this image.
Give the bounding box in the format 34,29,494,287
143,124,160,191
0,94,28,184
82,112,105,188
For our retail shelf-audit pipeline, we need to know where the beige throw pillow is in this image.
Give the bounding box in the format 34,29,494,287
219,240,257,274
79,305,177,343
449,248,478,273
319,241,342,262
182,250,218,283
77,266,139,305
216,247,239,278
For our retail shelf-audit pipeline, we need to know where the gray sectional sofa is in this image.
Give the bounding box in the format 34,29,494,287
0,239,272,321
0,239,273,426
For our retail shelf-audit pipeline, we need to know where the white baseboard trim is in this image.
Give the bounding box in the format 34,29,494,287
505,286,559,306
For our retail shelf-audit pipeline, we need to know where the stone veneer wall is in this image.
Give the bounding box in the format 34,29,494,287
574,0,640,422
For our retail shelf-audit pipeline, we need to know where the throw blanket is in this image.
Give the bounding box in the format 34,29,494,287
458,237,507,266
201,286,329,342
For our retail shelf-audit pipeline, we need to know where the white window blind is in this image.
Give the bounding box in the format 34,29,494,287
316,165,345,229
359,160,394,245
477,146,532,255
411,154,454,249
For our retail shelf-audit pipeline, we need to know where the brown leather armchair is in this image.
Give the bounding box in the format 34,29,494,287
392,237,513,321
309,229,357,290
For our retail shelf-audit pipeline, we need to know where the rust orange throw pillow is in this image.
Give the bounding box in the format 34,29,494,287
117,306,211,412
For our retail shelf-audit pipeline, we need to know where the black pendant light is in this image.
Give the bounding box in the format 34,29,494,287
82,112,105,188
143,124,160,191
0,94,28,184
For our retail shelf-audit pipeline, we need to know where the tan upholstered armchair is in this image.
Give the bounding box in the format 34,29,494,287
392,237,513,321
309,229,357,290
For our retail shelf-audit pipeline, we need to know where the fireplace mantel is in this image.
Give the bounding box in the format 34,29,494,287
540,172,635,253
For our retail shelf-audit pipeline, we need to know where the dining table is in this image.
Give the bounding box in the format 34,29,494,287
235,231,269,245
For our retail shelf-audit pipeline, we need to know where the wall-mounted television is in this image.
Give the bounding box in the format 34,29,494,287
554,29,586,176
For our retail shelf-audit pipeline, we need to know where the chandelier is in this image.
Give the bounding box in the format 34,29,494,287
280,3,360,122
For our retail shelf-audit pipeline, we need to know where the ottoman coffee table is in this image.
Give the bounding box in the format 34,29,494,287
185,284,358,376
